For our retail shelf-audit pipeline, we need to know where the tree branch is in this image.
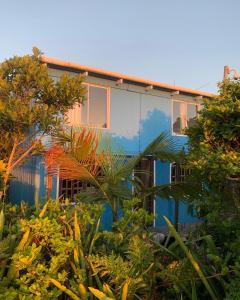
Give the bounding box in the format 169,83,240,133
11,132,45,170
4,138,18,185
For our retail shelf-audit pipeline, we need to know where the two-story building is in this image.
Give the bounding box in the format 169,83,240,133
9,56,213,229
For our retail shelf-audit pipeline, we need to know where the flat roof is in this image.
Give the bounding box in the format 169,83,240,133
40,55,214,98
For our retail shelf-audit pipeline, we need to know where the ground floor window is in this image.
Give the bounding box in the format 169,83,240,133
171,162,190,183
59,179,93,201
58,157,155,213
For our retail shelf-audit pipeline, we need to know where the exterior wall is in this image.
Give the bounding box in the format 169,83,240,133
9,156,41,205
9,67,200,228
48,68,197,154
9,156,56,205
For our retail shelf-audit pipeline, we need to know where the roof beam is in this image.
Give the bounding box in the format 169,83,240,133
116,78,123,85
171,90,180,96
145,85,153,91
40,56,214,98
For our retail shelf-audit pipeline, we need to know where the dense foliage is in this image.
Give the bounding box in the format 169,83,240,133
181,80,240,223
0,48,86,195
0,49,239,299
186,79,240,202
0,199,239,300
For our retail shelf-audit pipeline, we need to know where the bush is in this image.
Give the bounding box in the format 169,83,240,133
0,198,239,300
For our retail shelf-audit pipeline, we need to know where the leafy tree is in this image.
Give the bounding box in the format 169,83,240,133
186,79,240,216
0,48,86,197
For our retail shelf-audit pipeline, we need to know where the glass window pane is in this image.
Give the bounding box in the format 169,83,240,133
81,101,88,124
187,104,197,128
89,86,107,128
173,101,185,134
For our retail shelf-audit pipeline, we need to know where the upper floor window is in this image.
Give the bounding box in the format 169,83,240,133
172,101,198,135
66,84,110,128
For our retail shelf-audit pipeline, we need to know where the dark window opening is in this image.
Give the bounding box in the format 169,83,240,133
134,157,154,214
59,179,93,201
171,163,190,183
171,163,190,230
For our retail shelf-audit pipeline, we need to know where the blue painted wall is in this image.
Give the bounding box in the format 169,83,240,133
9,156,47,205
106,85,197,227
9,72,198,228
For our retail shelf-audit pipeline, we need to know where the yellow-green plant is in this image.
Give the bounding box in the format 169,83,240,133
164,216,218,300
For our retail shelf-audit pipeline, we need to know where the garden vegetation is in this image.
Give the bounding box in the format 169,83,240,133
0,50,239,299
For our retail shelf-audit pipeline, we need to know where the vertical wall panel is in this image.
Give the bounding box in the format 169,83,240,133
109,88,141,155
9,157,37,205
140,94,171,151
154,161,174,227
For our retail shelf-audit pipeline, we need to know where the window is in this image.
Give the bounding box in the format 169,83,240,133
170,163,190,230
59,179,93,200
172,101,198,135
171,163,190,183
66,84,110,128
58,168,104,201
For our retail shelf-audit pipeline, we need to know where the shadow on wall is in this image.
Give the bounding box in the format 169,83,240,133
9,108,195,228
102,109,196,229
107,109,168,155
140,108,171,151
107,109,188,154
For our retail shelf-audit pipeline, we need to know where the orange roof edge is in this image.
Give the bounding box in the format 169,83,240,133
40,55,214,98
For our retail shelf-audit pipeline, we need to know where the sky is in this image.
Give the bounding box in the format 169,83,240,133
1,0,240,93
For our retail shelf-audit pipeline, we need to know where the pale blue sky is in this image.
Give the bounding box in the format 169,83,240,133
1,0,240,93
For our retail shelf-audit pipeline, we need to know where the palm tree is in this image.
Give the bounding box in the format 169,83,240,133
45,126,180,224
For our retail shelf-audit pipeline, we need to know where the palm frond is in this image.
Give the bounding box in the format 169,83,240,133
45,128,182,221
45,127,103,181
141,132,181,162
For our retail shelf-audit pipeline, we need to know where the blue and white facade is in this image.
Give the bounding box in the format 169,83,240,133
9,56,212,228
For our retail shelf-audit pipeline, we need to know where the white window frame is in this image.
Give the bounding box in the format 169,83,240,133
66,83,110,129
172,100,199,136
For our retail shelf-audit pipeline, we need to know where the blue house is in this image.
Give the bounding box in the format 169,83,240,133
9,56,212,229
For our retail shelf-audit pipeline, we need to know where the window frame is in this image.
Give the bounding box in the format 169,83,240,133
80,83,110,129
172,100,199,136
66,82,110,129
170,162,191,230
58,178,94,201
170,162,190,184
